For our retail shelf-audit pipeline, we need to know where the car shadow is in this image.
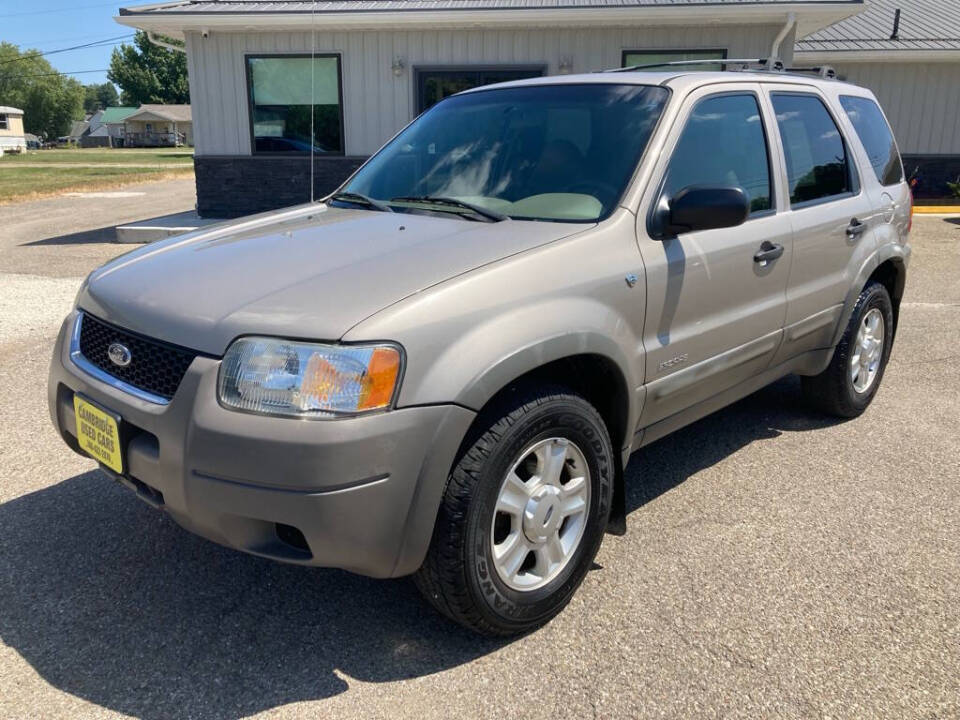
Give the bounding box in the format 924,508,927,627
0,473,504,719
24,225,119,246
0,377,840,718
623,376,843,513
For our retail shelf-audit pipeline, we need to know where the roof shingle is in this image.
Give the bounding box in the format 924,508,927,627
126,104,192,122
797,0,960,52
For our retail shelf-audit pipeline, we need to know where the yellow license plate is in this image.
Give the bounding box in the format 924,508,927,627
74,395,123,474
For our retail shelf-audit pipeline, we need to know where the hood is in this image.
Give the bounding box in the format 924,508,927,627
79,203,588,355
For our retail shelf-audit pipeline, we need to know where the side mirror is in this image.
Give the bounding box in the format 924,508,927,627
651,185,750,239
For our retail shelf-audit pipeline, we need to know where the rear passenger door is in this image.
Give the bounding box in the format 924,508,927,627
636,84,791,427
764,87,876,362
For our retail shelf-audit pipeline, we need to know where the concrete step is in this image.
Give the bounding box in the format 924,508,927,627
115,210,221,243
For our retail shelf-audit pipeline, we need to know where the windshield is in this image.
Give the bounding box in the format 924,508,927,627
339,83,670,222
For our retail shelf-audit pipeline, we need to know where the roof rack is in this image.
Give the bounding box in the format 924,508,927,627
603,57,837,79
605,58,780,73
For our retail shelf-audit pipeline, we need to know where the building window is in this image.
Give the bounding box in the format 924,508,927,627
622,49,727,71
246,54,344,154
0,114,7,130
416,67,544,114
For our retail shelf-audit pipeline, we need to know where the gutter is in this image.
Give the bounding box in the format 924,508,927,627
795,49,960,63
146,30,186,53
115,3,864,36
770,12,796,62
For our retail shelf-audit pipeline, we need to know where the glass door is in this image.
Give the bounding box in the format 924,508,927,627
416,67,544,113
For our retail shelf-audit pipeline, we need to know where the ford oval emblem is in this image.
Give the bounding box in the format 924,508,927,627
107,342,132,368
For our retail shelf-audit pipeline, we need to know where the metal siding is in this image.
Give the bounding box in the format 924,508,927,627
833,61,960,154
187,24,786,155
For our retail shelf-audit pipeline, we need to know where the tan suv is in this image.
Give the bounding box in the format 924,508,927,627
49,68,911,636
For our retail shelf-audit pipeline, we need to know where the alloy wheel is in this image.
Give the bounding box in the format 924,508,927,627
490,437,591,591
851,307,885,394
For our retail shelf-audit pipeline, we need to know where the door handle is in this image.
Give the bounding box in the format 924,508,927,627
847,218,867,238
753,241,784,266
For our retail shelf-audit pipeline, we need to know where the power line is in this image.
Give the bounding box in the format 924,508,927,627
0,35,134,66
0,69,111,80
9,32,127,46
0,2,121,18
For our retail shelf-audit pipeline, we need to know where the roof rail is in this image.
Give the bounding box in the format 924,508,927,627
781,65,838,79
603,57,838,80
603,58,782,73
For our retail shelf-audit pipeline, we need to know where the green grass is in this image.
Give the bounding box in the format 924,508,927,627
0,165,194,203
0,147,195,164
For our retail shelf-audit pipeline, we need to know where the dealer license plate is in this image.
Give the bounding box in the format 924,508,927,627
73,395,123,474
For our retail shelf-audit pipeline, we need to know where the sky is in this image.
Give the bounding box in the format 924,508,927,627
0,0,136,86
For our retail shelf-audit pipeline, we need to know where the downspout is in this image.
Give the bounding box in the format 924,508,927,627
146,31,186,53
770,12,796,63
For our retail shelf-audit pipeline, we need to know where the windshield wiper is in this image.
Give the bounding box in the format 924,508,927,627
329,192,394,212
390,195,507,222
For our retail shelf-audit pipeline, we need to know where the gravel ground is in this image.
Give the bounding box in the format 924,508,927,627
0,177,196,277
0,195,957,719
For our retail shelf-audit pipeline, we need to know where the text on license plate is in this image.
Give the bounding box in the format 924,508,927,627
73,395,123,474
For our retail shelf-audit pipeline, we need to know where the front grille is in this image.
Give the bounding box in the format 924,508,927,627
78,313,197,400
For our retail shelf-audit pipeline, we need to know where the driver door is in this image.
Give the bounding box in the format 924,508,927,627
636,83,791,427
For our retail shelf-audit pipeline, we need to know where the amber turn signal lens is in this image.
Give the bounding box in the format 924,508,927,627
358,346,401,410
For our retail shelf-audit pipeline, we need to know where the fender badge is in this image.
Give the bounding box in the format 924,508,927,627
658,354,688,372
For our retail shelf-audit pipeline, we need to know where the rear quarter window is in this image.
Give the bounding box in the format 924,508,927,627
771,93,857,207
839,95,904,187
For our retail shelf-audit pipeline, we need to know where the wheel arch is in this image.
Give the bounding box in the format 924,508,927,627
456,349,635,537
832,245,909,347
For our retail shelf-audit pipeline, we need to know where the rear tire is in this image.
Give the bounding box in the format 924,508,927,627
414,384,614,636
802,281,894,418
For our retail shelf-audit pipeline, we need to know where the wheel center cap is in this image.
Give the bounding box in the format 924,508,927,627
522,485,563,544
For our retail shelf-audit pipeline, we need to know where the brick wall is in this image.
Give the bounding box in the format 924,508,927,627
195,153,960,217
901,155,960,202
195,155,367,218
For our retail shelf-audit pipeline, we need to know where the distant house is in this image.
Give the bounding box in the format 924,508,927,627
0,106,26,154
86,106,139,147
123,104,193,147
65,119,91,144
795,0,960,198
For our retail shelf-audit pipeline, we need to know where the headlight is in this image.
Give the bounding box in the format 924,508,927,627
218,337,402,417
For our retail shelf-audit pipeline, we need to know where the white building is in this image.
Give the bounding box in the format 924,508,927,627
796,0,960,200
0,106,27,155
116,0,865,217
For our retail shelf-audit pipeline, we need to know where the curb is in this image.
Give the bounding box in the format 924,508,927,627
914,206,960,215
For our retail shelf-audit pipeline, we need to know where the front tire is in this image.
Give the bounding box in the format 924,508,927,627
414,385,614,636
802,281,894,418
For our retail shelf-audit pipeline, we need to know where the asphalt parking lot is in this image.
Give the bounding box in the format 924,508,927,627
0,188,957,719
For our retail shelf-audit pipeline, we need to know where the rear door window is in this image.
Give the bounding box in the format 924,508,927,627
662,93,773,216
771,93,856,207
839,95,904,186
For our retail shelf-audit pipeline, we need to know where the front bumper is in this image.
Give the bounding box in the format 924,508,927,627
48,311,475,578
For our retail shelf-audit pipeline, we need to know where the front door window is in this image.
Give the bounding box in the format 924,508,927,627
416,67,543,113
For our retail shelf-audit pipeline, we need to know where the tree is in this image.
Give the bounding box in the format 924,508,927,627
83,82,120,113
0,42,85,139
108,31,189,106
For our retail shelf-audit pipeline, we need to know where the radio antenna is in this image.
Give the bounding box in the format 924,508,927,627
310,0,316,202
